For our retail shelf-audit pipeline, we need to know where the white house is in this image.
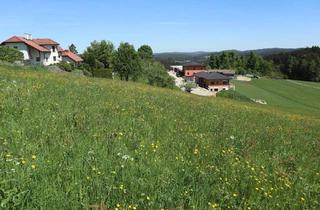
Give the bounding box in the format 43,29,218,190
1,34,83,65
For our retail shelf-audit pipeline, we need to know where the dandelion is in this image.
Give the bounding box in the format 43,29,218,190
32,155,37,160
146,196,150,200
230,135,235,140
21,160,26,164
116,204,120,208
31,164,36,169
233,193,238,197
300,197,305,202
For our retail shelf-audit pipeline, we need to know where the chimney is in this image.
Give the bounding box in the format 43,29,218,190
24,33,32,40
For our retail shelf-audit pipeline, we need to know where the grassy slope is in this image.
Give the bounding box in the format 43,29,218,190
1,66,320,209
233,79,320,116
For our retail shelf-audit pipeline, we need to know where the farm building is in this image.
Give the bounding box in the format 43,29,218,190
208,69,236,78
195,71,231,92
182,62,207,78
1,34,83,66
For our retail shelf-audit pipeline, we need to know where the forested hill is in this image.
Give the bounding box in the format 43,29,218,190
266,46,320,82
154,48,296,64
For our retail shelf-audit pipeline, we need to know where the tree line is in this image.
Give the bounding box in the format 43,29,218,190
207,51,278,76
81,40,174,88
266,46,320,82
207,47,320,82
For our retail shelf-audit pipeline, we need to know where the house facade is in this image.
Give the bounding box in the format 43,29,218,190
182,62,207,78
1,34,82,66
195,71,231,92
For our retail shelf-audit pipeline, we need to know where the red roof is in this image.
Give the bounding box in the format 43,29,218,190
33,38,59,45
61,50,83,63
2,36,51,52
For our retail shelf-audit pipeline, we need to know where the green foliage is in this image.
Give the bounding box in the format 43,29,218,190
0,46,24,63
183,81,197,92
0,66,319,209
82,40,114,69
113,42,141,81
142,61,175,88
57,61,74,72
266,46,320,82
138,45,153,60
68,44,78,54
208,51,277,76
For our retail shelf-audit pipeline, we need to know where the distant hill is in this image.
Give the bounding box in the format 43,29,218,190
154,48,297,64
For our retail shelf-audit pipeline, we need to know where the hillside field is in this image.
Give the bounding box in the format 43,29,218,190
232,79,320,117
1,66,320,209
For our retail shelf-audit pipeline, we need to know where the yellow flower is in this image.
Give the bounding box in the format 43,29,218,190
116,204,120,207
32,155,37,160
21,160,26,164
233,193,238,197
146,196,150,200
31,164,36,169
133,207,137,210
194,148,199,155
301,197,305,202
115,208,119,210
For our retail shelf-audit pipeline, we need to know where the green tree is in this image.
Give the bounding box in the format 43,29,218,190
0,46,24,63
68,44,78,54
142,61,175,88
138,45,153,60
83,40,114,69
113,42,141,81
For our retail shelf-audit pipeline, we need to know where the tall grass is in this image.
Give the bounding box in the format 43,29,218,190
1,66,320,209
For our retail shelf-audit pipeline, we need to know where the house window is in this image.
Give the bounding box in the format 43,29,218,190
36,57,40,62
45,57,48,62
13,46,18,49
53,56,57,61
52,46,56,52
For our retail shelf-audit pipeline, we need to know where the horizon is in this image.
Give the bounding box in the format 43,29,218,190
1,0,320,53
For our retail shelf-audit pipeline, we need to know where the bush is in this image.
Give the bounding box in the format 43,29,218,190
57,61,74,72
142,61,175,88
0,46,24,63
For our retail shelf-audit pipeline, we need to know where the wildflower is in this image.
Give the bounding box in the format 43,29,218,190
116,204,120,208
31,164,36,169
115,208,119,210
300,197,305,202
146,196,150,200
32,155,37,160
230,135,235,140
194,148,199,155
233,193,238,197
21,160,26,164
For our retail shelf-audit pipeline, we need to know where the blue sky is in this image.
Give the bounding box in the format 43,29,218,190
1,0,320,53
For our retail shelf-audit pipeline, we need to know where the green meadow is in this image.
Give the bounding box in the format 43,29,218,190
1,66,320,209
232,79,320,117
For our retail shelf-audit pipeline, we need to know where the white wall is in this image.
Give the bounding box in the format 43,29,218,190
3,43,30,60
42,45,62,65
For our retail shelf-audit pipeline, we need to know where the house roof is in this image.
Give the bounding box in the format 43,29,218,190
2,36,51,52
33,38,59,45
183,62,205,67
208,69,236,75
195,72,231,80
61,50,83,62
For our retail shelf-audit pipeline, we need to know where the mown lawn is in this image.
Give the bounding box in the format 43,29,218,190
232,79,320,117
1,66,320,209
